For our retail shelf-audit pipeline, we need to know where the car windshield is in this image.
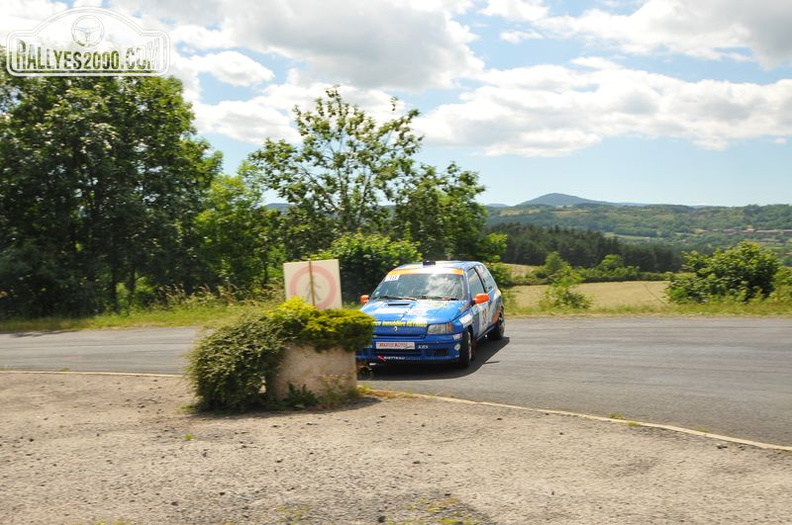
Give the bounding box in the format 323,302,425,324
371,272,465,301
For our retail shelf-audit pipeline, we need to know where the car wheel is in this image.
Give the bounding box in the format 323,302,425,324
457,330,473,368
487,308,505,341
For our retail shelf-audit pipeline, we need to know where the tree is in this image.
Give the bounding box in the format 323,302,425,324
314,233,422,303
667,241,782,303
194,175,284,294
0,57,220,317
391,162,491,260
244,86,499,265
244,86,422,256
537,252,592,310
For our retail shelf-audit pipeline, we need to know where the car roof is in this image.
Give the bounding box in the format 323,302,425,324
391,261,483,272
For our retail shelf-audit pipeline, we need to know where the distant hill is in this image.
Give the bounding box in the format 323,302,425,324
519,193,611,206
485,200,792,263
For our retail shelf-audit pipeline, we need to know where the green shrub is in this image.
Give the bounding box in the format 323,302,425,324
187,311,284,412
314,233,422,303
487,262,515,287
769,266,792,304
537,252,592,310
187,297,374,412
667,241,782,304
540,282,593,310
266,297,375,351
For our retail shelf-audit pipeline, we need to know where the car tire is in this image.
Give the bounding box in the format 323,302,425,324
487,308,505,341
457,330,473,368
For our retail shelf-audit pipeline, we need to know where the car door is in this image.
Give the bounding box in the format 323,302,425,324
465,267,488,338
474,264,500,332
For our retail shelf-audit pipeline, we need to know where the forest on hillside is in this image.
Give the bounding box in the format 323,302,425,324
484,223,681,272
486,203,792,263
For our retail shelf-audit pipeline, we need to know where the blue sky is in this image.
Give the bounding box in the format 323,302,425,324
4,0,792,206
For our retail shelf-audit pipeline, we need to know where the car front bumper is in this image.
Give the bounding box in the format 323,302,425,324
356,332,464,363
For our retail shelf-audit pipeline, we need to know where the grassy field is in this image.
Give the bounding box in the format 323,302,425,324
507,280,792,316
511,281,670,310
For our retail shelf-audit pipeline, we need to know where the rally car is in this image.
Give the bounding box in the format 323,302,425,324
357,261,505,368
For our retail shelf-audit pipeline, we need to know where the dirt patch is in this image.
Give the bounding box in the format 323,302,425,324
1,372,790,524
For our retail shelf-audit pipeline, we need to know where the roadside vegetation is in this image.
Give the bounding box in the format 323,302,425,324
1,63,789,331
3,241,790,333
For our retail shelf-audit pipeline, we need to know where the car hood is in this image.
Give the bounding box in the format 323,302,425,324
362,299,468,335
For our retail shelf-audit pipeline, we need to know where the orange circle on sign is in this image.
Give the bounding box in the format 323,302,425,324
287,264,338,310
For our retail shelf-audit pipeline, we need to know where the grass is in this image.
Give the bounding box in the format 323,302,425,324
0,302,268,333
2,280,790,333
508,281,792,316
511,281,670,311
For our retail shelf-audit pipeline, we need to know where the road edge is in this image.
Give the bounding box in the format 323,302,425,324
3,370,790,452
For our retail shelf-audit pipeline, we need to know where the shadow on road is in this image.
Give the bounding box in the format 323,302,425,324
360,337,510,381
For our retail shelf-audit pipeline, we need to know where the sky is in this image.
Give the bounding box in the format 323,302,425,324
4,0,792,207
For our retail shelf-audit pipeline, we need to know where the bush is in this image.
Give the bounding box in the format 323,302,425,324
487,262,515,288
769,266,792,304
537,252,592,310
579,254,642,283
540,283,593,310
314,233,422,303
667,242,782,304
187,311,285,412
187,297,374,412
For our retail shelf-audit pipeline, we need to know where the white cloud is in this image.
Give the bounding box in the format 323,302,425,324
486,0,792,68
481,0,549,21
500,29,543,43
188,51,274,86
191,78,411,148
225,0,483,90
104,0,483,91
169,24,235,51
538,1,752,61
194,98,296,145
417,62,792,156
0,0,68,39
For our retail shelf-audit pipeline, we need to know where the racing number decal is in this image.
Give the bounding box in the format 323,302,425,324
477,302,490,335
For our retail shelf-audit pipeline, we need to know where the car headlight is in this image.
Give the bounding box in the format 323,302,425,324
427,322,454,335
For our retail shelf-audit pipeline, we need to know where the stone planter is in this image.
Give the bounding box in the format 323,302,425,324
271,344,357,401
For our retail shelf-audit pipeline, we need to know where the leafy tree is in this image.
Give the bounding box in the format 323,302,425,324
244,86,422,255
194,175,284,294
392,162,491,260
244,87,498,264
537,252,591,310
537,252,571,282
667,241,782,303
314,233,421,303
0,57,220,317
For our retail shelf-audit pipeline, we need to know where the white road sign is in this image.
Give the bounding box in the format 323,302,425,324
283,259,342,310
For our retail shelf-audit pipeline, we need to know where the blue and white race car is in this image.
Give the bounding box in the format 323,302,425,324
357,261,505,368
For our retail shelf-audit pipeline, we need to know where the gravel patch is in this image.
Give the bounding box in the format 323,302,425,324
1,372,790,524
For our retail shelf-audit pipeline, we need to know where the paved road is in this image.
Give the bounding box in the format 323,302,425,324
1,318,790,446
367,317,792,447
0,328,198,375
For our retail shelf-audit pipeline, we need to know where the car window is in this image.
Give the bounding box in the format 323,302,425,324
467,268,485,296
475,265,497,292
371,272,464,300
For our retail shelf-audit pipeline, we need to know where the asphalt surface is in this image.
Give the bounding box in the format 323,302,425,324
1,317,790,446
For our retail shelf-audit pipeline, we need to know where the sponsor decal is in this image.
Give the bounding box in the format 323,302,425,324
375,321,428,327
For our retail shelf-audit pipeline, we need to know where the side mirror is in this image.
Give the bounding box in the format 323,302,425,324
360,294,370,305
474,293,489,304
